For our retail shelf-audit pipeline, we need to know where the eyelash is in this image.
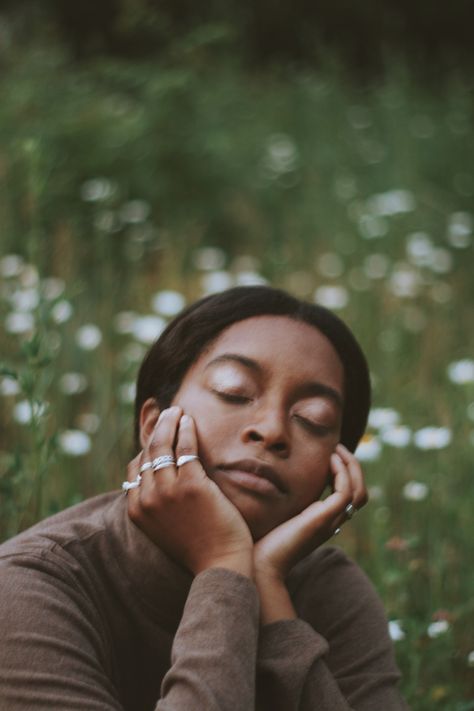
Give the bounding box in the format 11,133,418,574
294,416,330,436
213,390,251,404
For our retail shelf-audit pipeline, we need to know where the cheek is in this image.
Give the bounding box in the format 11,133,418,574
295,448,332,502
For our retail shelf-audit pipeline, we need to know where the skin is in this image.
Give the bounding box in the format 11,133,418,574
127,316,368,623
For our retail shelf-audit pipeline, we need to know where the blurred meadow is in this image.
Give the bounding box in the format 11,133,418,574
1,3,474,708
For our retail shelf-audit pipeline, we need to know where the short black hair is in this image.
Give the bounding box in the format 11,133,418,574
134,286,371,452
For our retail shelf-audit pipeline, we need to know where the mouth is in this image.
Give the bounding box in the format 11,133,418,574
213,459,287,497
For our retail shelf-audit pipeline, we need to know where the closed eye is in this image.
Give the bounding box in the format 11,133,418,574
294,414,331,436
212,390,252,404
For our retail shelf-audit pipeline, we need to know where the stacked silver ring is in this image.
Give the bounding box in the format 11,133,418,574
152,455,176,472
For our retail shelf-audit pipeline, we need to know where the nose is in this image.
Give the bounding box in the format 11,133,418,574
241,403,290,456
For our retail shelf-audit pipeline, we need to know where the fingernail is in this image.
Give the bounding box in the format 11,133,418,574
336,443,348,452
180,414,191,425
331,453,343,466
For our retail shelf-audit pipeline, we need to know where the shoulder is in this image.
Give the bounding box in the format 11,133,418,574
0,492,120,579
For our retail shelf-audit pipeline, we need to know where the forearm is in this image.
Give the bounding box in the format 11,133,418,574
157,567,260,711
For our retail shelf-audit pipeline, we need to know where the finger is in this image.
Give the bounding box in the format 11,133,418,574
142,406,182,486
175,415,203,476
336,443,368,512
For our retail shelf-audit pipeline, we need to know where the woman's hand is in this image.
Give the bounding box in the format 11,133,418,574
253,444,368,623
126,406,253,578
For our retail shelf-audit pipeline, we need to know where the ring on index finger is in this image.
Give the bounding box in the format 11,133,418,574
152,455,176,472
122,474,142,492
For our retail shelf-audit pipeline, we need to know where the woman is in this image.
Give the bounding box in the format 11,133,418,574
0,286,408,710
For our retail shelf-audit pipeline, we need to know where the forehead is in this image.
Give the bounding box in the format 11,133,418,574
197,315,344,390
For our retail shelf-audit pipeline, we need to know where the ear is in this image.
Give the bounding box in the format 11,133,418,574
139,398,161,450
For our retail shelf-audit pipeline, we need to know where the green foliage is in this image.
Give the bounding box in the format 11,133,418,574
0,36,473,708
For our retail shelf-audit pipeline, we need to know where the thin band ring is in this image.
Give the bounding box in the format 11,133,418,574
139,461,154,474
344,503,355,519
177,454,200,467
152,455,176,472
122,474,142,492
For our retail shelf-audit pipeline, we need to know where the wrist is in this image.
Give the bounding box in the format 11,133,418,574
194,550,254,579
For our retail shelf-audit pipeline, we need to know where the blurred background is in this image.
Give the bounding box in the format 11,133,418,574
0,1,473,707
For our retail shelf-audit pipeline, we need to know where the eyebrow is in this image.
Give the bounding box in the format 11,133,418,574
205,353,343,410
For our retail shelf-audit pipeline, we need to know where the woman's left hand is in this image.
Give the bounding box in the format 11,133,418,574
253,444,367,598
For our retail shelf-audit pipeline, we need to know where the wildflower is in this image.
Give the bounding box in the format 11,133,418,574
235,272,268,287
151,290,186,317
363,253,389,279
366,189,415,216
427,620,450,638
447,359,474,384
9,288,39,312
317,253,344,278
131,315,166,345
357,214,388,239
368,485,384,500
355,434,382,462
0,254,24,278
314,285,349,310
20,265,39,288
51,300,73,324
80,178,115,202
403,481,429,501
447,211,472,248
381,426,411,448
201,271,234,295
118,382,136,404
414,426,452,450
76,324,102,351
114,311,138,335
265,133,298,174
41,277,65,300
58,430,92,456
405,232,434,267
389,267,421,298
119,200,151,224
193,247,226,271
76,413,101,434
0,376,20,396
368,408,400,430
59,373,88,395
5,312,35,334
388,620,405,642
13,400,47,424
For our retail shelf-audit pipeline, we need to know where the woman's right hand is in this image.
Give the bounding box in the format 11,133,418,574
127,406,254,578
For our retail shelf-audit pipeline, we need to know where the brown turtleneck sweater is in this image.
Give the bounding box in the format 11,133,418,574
0,492,408,710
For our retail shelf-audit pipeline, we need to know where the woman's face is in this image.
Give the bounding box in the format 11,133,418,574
170,315,345,540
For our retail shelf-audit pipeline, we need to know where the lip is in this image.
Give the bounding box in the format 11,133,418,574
214,458,287,496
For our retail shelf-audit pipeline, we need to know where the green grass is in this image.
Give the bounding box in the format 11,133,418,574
0,39,473,708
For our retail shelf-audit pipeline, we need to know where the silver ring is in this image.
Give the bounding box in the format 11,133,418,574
333,527,341,536
152,455,175,471
177,454,199,467
139,461,154,473
122,474,142,492
344,503,355,519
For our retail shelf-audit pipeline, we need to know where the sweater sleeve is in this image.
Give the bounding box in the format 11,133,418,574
256,547,409,711
0,554,259,711
157,567,259,710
